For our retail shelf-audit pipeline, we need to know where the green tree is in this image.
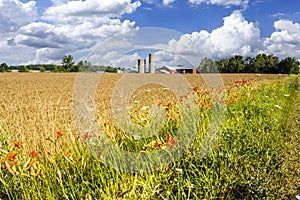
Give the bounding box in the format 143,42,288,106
0,63,10,72
278,57,299,74
244,56,256,73
228,55,244,73
39,66,46,72
53,66,63,73
18,65,29,73
198,57,217,73
215,59,229,73
253,54,279,73
62,55,75,72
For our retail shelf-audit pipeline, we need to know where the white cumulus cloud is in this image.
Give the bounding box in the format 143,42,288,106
42,0,141,24
167,10,261,61
0,0,38,33
263,20,300,58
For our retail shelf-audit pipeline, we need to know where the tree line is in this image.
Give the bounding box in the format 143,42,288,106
198,54,299,74
1,53,299,74
1,55,120,73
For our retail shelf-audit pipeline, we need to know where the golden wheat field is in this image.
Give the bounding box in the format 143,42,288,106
0,73,287,154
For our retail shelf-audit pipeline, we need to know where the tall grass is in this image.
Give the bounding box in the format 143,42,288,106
0,74,298,199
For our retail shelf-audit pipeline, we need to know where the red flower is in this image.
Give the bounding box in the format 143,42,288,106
165,132,177,148
227,99,235,103
56,130,63,138
14,141,24,149
241,79,248,86
29,160,39,168
8,152,18,161
206,103,212,108
30,149,40,158
193,86,200,92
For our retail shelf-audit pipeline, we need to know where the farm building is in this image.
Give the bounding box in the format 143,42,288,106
156,65,197,74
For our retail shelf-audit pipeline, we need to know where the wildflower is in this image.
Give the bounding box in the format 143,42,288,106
56,130,63,138
30,149,40,158
241,79,248,86
274,104,282,109
5,162,16,175
175,168,183,173
193,86,200,92
81,132,89,141
8,152,18,161
250,97,255,101
165,132,177,148
141,106,149,111
166,114,173,120
14,141,24,149
166,103,173,111
64,153,74,164
206,103,212,108
29,160,39,168
227,99,235,103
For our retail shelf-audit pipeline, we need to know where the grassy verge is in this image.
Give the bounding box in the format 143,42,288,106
0,75,299,199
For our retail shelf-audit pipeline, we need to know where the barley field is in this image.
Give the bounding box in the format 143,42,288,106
0,73,298,199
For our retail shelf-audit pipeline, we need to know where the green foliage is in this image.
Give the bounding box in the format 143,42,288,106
198,57,217,73
212,54,299,74
0,63,11,72
39,67,46,73
61,55,75,72
53,66,63,73
278,57,300,74
18,65,29,73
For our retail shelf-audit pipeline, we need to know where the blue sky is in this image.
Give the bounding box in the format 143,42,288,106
0,0,300,66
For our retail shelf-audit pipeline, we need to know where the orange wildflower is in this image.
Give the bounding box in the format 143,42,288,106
166,103,173,111
56,130,63,138
30,149,40,158
14,141,24,149
165,132,177,148
29,160,39,168
206,103,212,108
8,152,18,161
227,99,235,103
166,114,172,120
193,86,200,92
241,79,248,86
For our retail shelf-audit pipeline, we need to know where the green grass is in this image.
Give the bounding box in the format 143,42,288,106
0,75,299,199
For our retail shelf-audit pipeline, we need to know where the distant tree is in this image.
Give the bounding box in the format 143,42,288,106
39,66,46,72
53,66,63,73
266,54,280,73
18,65,29,73
0,63,10,72
278,57,299,74
198,57,217,73
105,66,118,73
228,55,244,73
62,55,75,72
244,56,256,73
215,59,229,73
252,54,279,73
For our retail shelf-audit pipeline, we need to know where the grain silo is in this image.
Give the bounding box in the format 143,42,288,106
149,54,155,74
138,59,145,73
